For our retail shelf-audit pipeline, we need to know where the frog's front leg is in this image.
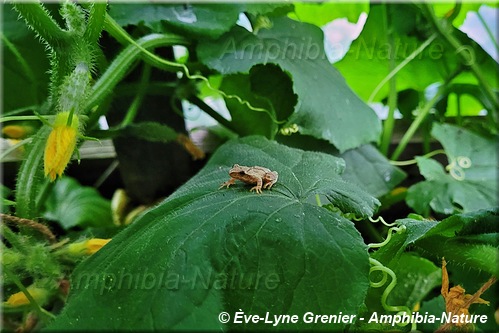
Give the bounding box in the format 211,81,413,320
219,178,236,189
250,178,263,194
263,173,278,190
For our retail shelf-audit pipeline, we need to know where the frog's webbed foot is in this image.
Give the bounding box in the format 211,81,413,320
219,178,236,189
250,185,263,194
263,180,276,190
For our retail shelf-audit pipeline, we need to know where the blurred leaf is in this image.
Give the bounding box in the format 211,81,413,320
340,144,406,198
336,4,498,103
406,123,498,216
289,2,369,25
432,3,482,27
122,122,178,143
43,177,113,230
109,3,291,39
198,17,381,152
2,4,50,112
48,136,377,330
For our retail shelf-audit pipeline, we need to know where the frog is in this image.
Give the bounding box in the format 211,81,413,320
219,164,278,194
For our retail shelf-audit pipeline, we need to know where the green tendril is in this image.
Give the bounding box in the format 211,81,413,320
369,258,415,330
368,225,405,249
446,155,472,181
103,14,284,125
389,149,446,166
368,215,397,227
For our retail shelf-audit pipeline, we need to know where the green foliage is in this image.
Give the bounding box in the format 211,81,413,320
43,177,113,230
48,136,374,330
2,5,50,111
374,208,499,276
2,2,497,332
407,123,498,216
289,2,369,25
197,16,381,152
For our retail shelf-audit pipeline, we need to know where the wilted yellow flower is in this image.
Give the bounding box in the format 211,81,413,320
2,124,34,139
44,111,79,181
67,238,111,256
5,285,49,307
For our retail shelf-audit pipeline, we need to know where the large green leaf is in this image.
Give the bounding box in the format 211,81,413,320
48,136,377,330
220,64,297,138
43,177,113,230
197,17,381,152
109,3,291,39
340,144,406,198
406,123,498,216
278,134,406,198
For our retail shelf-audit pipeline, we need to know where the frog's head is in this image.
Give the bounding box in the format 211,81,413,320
228,164,246,177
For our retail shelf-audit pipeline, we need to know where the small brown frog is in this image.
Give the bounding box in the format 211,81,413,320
219,164,278,194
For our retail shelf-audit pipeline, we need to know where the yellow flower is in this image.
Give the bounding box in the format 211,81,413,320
85,238,111,254
44,112,79,181
67,238,111,256
2,124,34,139
5,286,49,307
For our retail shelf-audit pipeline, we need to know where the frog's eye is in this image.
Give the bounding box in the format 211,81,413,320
239,171,245,175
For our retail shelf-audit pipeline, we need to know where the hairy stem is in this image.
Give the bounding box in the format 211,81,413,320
84,2,107,44
13,2,69,47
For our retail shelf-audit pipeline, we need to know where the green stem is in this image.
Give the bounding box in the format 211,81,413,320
368,33,437,103
83,2,107,44
104,14,188,72
13,2,69,47
422,4,499,112
390,89,442,161
121,63,152,126
2,267,56,321
1,225,29,255
15,125,51,219
188,96,236,132
85,33,188,112
0,115,53,123
379,4,397,156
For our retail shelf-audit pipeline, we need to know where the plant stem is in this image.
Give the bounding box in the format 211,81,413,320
2,267,56,321
379,4,397,156
390,90,442,161
188,96,236,132
121,63,152,127
15,125,51,219
13,3,69,47
83,2,107,44
368,34,438,103
85,33,188,112
1,214,56,243
422,4,499,112
1,224,29,255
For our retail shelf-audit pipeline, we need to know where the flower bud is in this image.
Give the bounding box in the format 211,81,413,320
44,111,79,181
